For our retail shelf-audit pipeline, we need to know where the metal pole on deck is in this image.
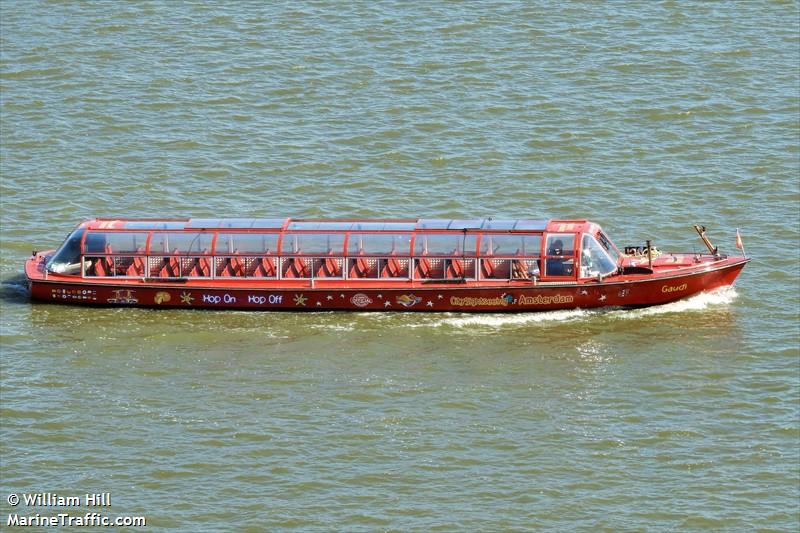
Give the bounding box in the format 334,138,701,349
737,228,747,259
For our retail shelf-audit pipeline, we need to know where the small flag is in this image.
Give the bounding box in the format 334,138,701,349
735,228,743,250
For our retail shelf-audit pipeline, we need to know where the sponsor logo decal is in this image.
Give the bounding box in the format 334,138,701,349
517,294,575,305
107,289,138,304
661,283,687,293
350,293,372,307
154,291,171,304
51,288,97,301
450,294,511,307
396,294,422,308
451,293,576,307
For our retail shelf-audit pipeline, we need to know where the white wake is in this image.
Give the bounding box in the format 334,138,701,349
414,287,739,330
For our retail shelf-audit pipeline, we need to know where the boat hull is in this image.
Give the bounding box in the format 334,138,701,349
27,256,748,312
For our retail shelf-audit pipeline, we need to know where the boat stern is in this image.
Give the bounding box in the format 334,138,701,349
25,250,61,301
25,250,50,282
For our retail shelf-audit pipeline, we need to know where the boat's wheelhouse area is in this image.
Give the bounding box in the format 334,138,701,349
42,218,623,285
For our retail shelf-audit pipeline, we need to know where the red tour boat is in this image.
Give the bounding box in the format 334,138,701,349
25,217,748,312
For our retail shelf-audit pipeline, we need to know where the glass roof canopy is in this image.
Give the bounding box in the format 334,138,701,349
186,218,286,229
117,218,549,232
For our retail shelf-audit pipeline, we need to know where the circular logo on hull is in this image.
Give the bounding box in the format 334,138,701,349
350,293,373,307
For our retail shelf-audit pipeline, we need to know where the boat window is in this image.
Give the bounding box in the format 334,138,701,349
414,257,444,279
416,219,451,230
478,219,548,231
581,234,618,278
281,257,311,278
187,218,285,229
348,233,412,255
350,222,417,231
83,232,148,254
412,257,476,280
287,221,354,231
544,233,575,277
513,220,549,231
281,233,346,255
313,257,344,278
147,256,212,278
480,219,517,230
149,232,213,254
480,258,540,280
213,256,275,278
83,232,107,254
447,219,483,230
597,232,621,263
122,221,186,230
215,233,279,255
86,256,148,278
46,228,85,274
416,219,482,230
480,234,541,257
414,234,477,256
545,233,575,255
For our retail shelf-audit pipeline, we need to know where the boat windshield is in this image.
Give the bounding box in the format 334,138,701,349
46,228,85,274
581,234,618,278
597,231,621,263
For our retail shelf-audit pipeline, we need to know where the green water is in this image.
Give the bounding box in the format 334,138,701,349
1,1,799,531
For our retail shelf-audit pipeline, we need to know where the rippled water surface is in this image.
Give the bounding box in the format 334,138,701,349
1,2,799,531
